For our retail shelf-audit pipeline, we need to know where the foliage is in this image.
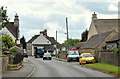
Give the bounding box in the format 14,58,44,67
85,63,120,75
112,46,120,54
2,35,16,48
81,29,88,42
64,38,80,47
9,49,18,53
20,36,26,49
0,6,9,29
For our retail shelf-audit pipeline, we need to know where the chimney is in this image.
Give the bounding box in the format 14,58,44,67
14,13,19,28
92,12,97,21
40,30,47,36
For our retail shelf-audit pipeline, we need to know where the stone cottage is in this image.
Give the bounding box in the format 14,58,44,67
80,12,119,55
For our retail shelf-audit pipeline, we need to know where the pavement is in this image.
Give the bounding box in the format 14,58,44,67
2,58,35,79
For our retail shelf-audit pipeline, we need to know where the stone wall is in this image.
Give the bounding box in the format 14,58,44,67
0,55,2,79
0,55,9,72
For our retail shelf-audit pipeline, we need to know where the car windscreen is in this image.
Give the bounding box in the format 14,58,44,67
37,49,44,53
68,51,79,55
44,53,51,56
82,54,93,57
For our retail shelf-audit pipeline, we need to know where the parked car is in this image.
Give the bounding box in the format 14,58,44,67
43,52,52,60
79,53,96,65
67,51,79,62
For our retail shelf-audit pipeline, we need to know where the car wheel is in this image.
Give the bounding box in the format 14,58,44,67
79,63,81,65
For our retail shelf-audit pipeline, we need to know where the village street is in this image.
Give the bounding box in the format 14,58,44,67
26,57,113,78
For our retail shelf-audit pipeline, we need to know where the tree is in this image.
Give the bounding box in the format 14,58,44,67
64,38,80,47
2,35,16,48
0,6,9,29
81,29,88,42
20,36,26,49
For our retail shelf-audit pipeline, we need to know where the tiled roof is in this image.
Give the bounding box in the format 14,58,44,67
6,22,18,38
93,19,119,33
46,36,56,45
27,35,39,43
75,42,86,48
27,35,56,45
81,31,113,49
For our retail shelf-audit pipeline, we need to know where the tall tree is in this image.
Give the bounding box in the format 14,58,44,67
81,29,88,42
20,36,26,49
2,35,16,48
0,6,9,29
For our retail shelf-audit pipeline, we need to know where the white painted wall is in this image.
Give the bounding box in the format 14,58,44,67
32,45,34,56
32,34,51,45
0,27,16,42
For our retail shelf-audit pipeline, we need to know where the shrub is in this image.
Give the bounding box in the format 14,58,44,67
9,49,18,53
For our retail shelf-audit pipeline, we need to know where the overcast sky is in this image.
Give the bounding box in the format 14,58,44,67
0,0,119,43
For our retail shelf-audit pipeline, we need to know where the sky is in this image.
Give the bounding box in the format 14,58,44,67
0,0,119,43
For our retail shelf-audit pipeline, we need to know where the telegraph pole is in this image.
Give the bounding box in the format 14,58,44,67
66,17,69,41
56,31,57,42
55,30,57,57
66,17,69,50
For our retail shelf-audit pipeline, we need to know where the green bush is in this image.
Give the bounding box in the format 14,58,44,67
112,46,120,54
9,49,18,53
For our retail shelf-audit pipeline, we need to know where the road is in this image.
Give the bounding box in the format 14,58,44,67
28,56,114,77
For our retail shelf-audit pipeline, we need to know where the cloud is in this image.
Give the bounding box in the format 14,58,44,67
0,0,118,43
108,4,118,11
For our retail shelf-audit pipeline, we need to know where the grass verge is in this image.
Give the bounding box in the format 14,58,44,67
85,63,120,76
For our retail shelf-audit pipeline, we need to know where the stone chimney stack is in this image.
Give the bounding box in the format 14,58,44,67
14,13,19,28
40,30,47,36
92,12,97,21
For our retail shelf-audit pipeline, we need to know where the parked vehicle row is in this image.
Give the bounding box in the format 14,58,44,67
66,50,96,65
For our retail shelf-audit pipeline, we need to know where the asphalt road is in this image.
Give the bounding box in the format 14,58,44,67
28,56,114,78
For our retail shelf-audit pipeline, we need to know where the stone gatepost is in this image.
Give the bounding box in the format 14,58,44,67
0,55,2,79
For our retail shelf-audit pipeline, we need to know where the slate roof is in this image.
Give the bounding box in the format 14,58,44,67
27,35,56,45
27,35,39,43
6,22,18,38
93,19,119,34
81,31,113,49
75,42,86,49
46,36,56,45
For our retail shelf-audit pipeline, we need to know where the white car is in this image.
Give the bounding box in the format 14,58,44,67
67,51,79,62
43,52,52,60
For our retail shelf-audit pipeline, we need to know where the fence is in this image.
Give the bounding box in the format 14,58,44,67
95,51,120,66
